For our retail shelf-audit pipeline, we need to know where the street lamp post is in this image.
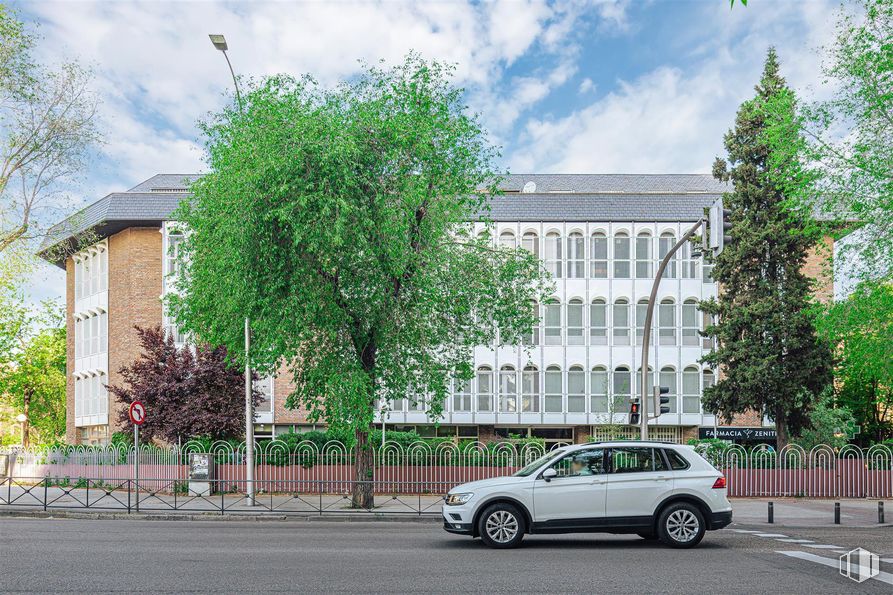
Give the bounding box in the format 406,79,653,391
15,413,27,448
639,218,705,440
210,33,253,505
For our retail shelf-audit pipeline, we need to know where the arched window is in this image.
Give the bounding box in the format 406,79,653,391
522,365,540,412
476,366,493,412
453,376,472,412
683,366,700,413
702,368,715,415
660,366,678,414
567,298,584,345
659,232,677,278
499,365,517,413
682,299,699,346
167,230,185,278
544,365,563,413
477,229,490,243
635,299,649,345
544,299,562,345
568,365,585,413
681,241,697,279
613,366,631,403
545,232,562,278
591,232,608,278
523,301,540,346
590,298,607,345
521,231,539,257
590,366,608,413
659,298,676,345
613,232,631,278
613,299,630,345
703,311,715,349
567,232,584,278
635,231,652,278
499,230,516,249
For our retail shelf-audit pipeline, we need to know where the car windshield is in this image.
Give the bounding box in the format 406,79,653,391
513,449,565,477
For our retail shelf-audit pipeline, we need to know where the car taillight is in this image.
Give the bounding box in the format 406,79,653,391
712,476,726,489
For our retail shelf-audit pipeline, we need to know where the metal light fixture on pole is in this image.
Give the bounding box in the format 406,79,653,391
210,33,253,505
639,218,706,440
15,413,27,447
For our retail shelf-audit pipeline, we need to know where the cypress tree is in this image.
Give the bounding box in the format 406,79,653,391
701,48,832,449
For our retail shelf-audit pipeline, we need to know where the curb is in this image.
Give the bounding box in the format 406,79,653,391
0,507,442,523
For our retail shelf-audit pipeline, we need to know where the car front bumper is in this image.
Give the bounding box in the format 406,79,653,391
442,503,474,535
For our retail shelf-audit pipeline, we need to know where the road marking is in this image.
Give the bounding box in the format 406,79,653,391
776,539,814,543
777,551,893,586
754,533,788,538
731,529,761,533
882,558,893,564
803,544,845,550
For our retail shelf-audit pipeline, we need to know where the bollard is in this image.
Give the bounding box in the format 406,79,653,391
768,501,774,524
834,501,840,525
879,501,885,524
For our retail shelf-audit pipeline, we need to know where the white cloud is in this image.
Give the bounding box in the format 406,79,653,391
509,0,841,173
578,77,595,94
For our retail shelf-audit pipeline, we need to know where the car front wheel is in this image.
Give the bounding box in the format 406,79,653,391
657,502,706,548
478,503,526,549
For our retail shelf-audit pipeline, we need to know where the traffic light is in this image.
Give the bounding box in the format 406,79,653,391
708,198,733,256
653,386,670,417
629,399,640,426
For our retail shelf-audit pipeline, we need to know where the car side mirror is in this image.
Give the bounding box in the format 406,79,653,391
541,468,557,482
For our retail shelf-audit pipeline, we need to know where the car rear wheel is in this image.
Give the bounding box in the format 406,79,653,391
478,503,526,549
657,502,705,548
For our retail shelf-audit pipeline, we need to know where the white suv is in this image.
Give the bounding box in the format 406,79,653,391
443,441,731,549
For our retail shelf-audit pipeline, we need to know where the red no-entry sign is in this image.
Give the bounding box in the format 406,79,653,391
129,401,146,426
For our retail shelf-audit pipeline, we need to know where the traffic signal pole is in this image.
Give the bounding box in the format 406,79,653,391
640,218,705,440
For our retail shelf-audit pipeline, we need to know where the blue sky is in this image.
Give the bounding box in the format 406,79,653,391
17,0,842,304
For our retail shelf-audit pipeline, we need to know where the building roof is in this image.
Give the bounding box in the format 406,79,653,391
39,173,726,267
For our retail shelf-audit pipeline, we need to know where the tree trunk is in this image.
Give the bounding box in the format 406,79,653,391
351,426,374,509
22,389,31,448
775,414,789,451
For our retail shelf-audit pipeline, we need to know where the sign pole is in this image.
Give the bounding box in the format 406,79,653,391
134,423,139,512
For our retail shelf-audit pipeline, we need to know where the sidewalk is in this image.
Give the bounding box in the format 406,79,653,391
729,498,891,528
1,484,890,527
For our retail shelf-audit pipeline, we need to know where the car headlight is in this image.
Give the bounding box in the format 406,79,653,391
445,492,473,506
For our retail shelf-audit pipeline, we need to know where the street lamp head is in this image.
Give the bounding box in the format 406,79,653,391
16,413,27,423
209,34,228,51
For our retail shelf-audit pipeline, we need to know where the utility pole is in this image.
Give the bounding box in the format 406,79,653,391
210,34,253,504
640,218,705,440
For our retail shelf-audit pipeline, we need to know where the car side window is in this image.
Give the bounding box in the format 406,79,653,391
551,448,605,477
610,447,666,473
664,449,690,470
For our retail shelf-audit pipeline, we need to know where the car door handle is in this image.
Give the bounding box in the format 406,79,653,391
655,475,670,481
590,478,607,485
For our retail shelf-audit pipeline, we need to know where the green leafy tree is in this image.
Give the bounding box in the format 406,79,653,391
0,4,101,256
763,0,892,279
814,281,893,444
702,49,833,450
794,388,858,451
170,55,550,507
0,300,66,446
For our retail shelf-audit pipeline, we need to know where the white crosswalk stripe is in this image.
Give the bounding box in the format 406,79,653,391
777,551,893,586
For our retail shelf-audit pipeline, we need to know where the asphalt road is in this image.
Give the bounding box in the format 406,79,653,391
1,518,891,593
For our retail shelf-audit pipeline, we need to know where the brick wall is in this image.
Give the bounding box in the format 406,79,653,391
106,227,164,435
804,235,834,304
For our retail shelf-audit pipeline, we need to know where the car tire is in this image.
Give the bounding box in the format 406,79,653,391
636,531,659,541
477,503,526,549
657,502,706,548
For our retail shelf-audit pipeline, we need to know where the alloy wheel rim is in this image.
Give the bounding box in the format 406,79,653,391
666,509,699,542
485,510,519,543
